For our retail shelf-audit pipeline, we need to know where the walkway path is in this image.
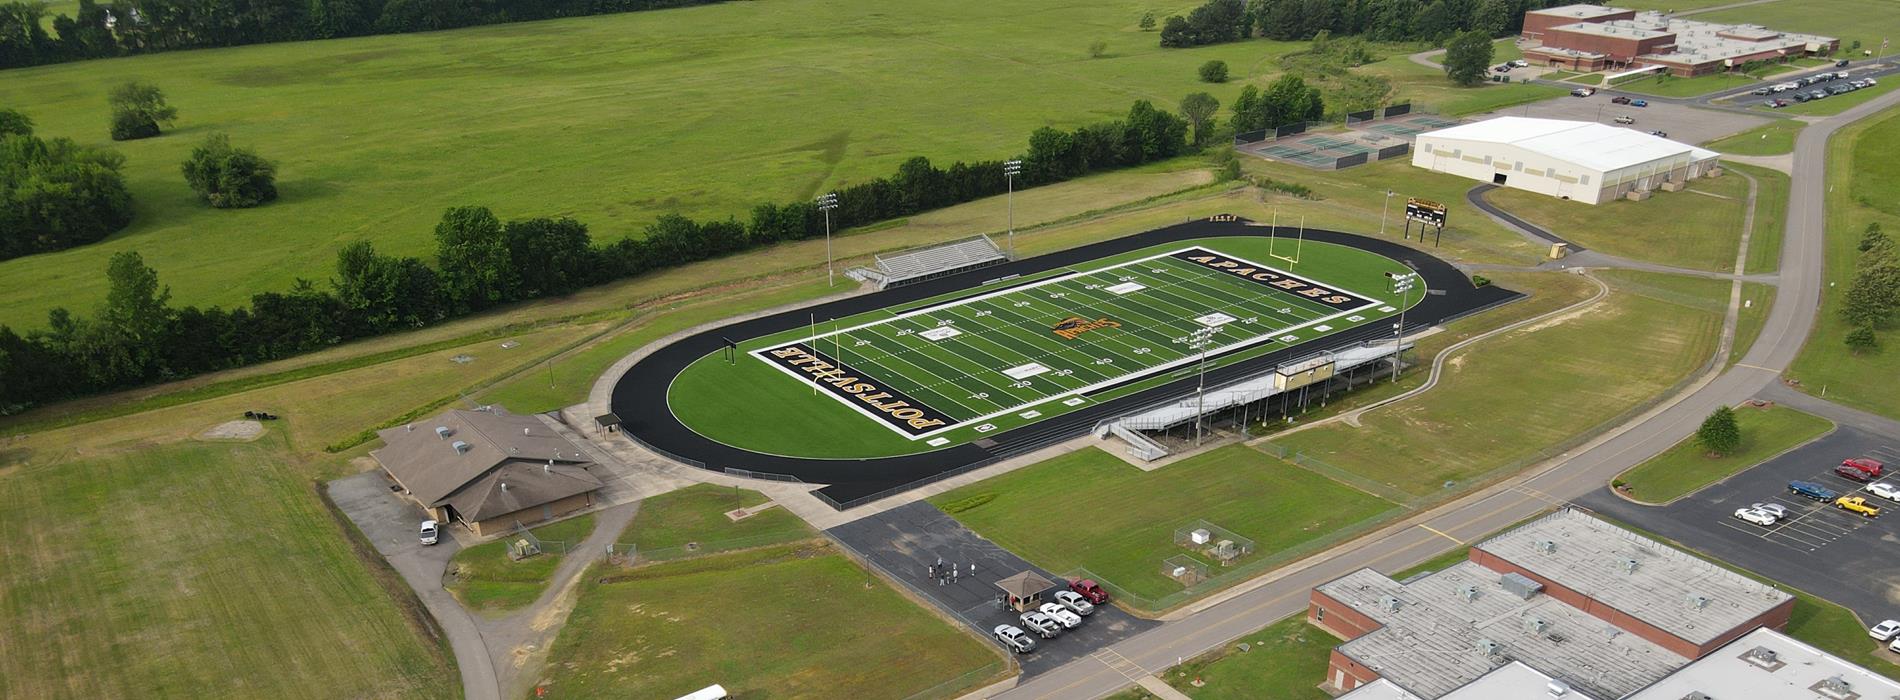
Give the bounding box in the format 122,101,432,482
474,501,639,699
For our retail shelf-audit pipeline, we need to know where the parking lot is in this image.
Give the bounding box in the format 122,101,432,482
827,502,1158,676
1582,426,1900,625
1713,62,1900,111
1479,90,1768,145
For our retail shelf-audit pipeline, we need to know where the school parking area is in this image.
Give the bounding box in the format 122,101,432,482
1581,426,1900,626
1482,91,1768,146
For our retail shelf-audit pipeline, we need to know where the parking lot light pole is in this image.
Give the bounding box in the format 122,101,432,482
1379,189,1394,236
818,192,839,286
1388,272,1417,384
1003,160,1022,257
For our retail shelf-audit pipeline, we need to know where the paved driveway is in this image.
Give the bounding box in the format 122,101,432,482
827,501,1158,677
1478,92,1768,145
1580,426,1900,625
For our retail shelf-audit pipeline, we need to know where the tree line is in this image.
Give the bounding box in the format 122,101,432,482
0,0,732,69
1843,223,1899,354
1160,0,1569,48
0,99,1196,412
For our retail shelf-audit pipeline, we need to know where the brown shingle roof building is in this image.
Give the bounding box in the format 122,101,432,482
372,409,603,537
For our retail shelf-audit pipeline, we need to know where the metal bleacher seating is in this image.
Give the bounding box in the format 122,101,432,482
845,235,1008,289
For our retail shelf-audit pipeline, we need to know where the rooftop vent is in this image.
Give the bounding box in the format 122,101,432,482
1378,595,1403,614
1814,675,1854,698
1535,539,1557,554
435,426,453,440
1548,679,1570,697
451,440,470,455
1742,646,1785,672
1679,693,1713,700
500,482,509,492
1524,615,1549,635
1685,593,1711,610
1620,557,1640,574
1461,585,1480,602
1500,572,1544,600
1476,638,1502,656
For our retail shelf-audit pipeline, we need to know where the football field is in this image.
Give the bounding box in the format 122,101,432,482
751,245,1400,443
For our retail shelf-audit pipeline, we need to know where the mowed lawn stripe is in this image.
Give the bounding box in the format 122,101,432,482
964,297,1153,369
909,317,1104,394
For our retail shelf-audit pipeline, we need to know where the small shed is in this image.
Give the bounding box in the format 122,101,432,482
593,412,622,434
995,570,1055,613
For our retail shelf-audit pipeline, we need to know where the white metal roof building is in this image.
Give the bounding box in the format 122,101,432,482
1411,117,1721,204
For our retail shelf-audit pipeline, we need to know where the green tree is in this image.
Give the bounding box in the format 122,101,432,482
1199,59,1229,82
1139,11,1156,30
434,206,514,312
1846,326,1880,355
1180,92,1221,146
1696,405,1741,456
1443,30,1494,87
0,107,30,137
180,133,278,208
1842,240,1900,327
1,131,134,260
1258,74,1324,128
1473,0,1512,37
85,250,172,383
106,81,177,141
1229,84,1263,132
1858,222,1889,254
1088,40,1108,58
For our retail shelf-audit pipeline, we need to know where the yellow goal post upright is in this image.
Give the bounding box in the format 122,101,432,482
1268,208,1305,267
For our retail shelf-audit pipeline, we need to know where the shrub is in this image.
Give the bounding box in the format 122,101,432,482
106,81,176,141
1472,274,1491,287
940,493,996,514
1199,59,1229,83
1089,40,1108,58
0,132,134,261
181,133,278,209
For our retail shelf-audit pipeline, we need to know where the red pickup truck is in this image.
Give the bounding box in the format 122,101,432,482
1070,579,1110,605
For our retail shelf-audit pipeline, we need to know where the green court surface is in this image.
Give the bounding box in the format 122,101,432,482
668,236,1415,458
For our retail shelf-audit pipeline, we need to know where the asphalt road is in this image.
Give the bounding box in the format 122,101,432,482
991,73,1900,700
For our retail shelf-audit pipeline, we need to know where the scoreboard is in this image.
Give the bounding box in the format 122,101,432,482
1404,197,1448,227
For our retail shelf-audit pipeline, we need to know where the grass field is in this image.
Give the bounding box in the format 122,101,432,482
1357,55,1567,116
1698,0,1900,65
621,483,812,560
1273,270,1726,497
1615,405,1833,503
1732,283,1776,368
1705,119,1804,155
670,236,1414,457
1728,163,1790,275
0,0,1305,330
538,542,1000,699
1485,169,1753,272
0,433,455,697
1618,72,1759,98
1567,73,1605,85
1159,616,1336,700
445,513,598,613
1789,106,1900,419
929,444,1397,602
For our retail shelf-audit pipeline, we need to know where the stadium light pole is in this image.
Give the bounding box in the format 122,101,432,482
818,192,839,286
1003,160,1022,257
1379,190,1394,236
1388,272,1417,384
1190,325,1218,446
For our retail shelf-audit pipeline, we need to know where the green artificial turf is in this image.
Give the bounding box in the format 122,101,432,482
667,236,1413,458
1615,406,1834,503
445,513,598,613
929,445,1398,603
538,543,1001,699
620,483,813,560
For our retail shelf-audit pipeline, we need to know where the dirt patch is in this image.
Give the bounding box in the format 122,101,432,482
196,420,265,442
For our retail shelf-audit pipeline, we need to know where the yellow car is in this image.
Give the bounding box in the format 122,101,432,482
1836,496,1882,518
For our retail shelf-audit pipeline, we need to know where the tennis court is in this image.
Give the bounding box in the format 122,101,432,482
751,245,1396,440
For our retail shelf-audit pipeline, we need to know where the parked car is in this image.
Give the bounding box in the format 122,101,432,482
993,624,1036,653
1733,507,1779,526
1835,465,1876,483
1494,64,1512,73
1053,590,1095,616
1770,99,1790,108
1830,85,1854,95
1571,88,1596,97
420,520,439,545
1838,59,1852,67
1838,495,1883,517
1866,77,1879,86
1611,95,1633,104
1039,603,1083,629
1810,89,1830,100
1070,579,1110,604
1630,99,1648,107
1649,130,1668,137
1793,92,1812,102
1614,115,1636,124
1020,611,1062,638
1790,480,1839,501
1844,457,1886,478
1751,503,1789,520
1752,86,1773,95
1512,59,1529,67
1873,620,1900,642
1867,482,1900,502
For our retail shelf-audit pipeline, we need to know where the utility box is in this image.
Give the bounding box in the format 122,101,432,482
1549,242,1570,260
1500,572,1545,600
1190,529,1212,545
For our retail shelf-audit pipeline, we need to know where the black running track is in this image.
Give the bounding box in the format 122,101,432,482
609,217,1522,509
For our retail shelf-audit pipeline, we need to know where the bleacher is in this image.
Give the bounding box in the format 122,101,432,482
845,235,1008,289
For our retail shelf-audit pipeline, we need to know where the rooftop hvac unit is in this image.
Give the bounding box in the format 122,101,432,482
1190,529,1212,545
435,426,453,440
451,440,470,455
1547,679,1570,697
1500,572,1544,600
1820,675,1852,693
1524,615,1549,635
1460,585,1480,602
1685,593,1712,610
1476,638,1501,656
1535,539,1558,554
1378,595,1403,613
523,427,531,435
1620,557,1640,574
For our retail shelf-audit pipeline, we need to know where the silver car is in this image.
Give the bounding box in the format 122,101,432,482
1750,503,1789,520
1054,589,1095,616
1020,610,1062,638
1039,602,1083,629
992,624,1036,653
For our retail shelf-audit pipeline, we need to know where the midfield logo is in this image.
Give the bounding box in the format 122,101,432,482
1052,316,1120,340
